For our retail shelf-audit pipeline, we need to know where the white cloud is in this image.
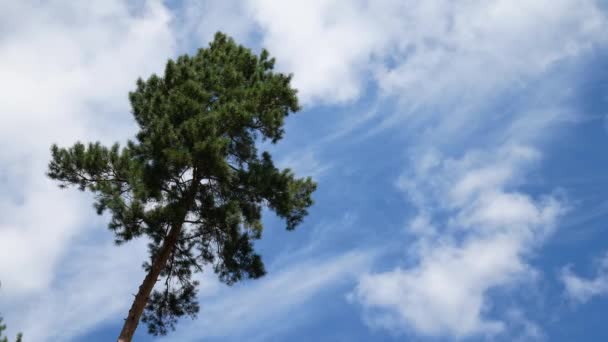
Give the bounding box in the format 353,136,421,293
0,0,176,339
195,0,608,110
0,181,89,295
352,145,563,338
561,252,608,304
356,235,524,337
0,0,174,149
3,239,147,341
372,0,606,119
0,0,174,293
246,0,391,104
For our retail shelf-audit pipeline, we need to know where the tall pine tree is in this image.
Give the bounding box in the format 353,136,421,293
48,32,316,341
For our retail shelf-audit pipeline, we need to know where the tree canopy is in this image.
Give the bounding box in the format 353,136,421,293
48,32,316,341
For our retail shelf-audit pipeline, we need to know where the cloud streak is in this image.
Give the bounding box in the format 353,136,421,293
561,252,608,304
169,250,373,341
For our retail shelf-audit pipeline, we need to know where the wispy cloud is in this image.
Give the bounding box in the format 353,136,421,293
277,149,331,180
561,252,608,304
168,250,373,341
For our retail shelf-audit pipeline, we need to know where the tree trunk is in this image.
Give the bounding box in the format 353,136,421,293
117,221,182,342
117,180,199,342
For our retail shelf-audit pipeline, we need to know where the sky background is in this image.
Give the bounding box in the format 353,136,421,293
1,1,608,341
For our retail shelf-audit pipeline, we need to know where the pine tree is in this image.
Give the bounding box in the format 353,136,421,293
48,32,316,342
0,317,22,342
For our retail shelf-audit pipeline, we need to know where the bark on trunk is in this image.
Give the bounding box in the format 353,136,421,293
117,181,199,342
117,221,182,342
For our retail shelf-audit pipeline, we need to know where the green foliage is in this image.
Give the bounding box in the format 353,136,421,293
48,32,316,336
0,317,22,342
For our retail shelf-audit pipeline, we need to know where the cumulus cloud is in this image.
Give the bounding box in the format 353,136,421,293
352,145,563,338
247,0,394,104
561,252,608,304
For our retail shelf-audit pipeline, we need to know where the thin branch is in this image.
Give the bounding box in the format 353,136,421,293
175,245,205,273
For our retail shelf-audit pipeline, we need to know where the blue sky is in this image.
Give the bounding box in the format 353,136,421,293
1,1,608,341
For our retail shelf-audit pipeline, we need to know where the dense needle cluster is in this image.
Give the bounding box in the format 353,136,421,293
48,32,316,336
